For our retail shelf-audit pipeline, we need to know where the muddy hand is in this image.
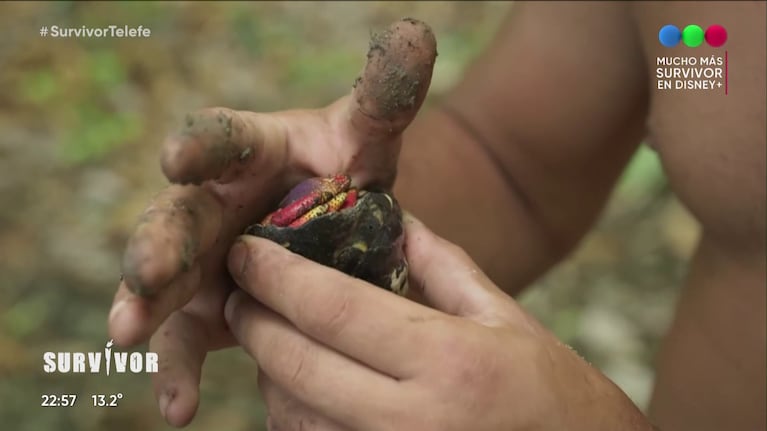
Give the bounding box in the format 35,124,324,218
107,18,436,427
225,215,655,431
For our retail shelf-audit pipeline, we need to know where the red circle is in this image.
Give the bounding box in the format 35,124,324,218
705,25,727,47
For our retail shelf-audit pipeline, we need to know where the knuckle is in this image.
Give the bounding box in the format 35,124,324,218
243,240,278,276
433,327,498,394
150,186,208,230
298,286,353,340
270,336,314,392
254,245,304,288
168,107,248,182
287,348,309,388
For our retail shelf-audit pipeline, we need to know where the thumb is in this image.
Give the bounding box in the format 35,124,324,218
402,211,510,322
349,18,437,139
335,18,437,188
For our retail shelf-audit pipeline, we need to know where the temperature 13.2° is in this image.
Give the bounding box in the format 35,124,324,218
91,393,123,407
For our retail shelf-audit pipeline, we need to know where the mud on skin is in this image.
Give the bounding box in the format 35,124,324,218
122,191,208,296
355,18,437,123
161,108,256,185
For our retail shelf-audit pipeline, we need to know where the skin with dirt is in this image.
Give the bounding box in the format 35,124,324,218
119,19,437,299
352,17,437,140
121,185,220,296
162,108,258,185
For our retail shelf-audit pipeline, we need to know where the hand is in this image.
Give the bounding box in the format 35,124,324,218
224,214,656,431
107,19,437,427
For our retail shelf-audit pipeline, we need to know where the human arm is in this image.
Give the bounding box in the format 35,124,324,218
393,1,649,293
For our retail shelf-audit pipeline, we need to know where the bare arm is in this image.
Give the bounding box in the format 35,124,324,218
395,1,649,293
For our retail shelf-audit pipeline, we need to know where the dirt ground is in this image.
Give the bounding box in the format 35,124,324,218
0,2,698,430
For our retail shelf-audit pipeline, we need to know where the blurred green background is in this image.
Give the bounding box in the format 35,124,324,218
0,1,699,430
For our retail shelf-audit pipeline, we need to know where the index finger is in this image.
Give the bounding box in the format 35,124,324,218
227,235,441,378
109,185,220,346
121,185,221,296
161,108,288,185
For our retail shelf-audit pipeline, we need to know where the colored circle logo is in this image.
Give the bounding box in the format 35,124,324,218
682,25,704,47
659,25,681,47
705,24,728,47
659,24,727,47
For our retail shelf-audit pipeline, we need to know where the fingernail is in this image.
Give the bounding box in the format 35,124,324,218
108,300,127,325
224,289,246,326
159,392,171,421
228,237,250,283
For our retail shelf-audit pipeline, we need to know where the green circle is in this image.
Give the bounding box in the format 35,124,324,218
682,25,704,47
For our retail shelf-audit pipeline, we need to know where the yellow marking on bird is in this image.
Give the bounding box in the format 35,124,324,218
326,191,348,212
352,241,368,252
293,202,330,225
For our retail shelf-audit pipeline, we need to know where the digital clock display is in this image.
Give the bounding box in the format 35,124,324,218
40,394,77,407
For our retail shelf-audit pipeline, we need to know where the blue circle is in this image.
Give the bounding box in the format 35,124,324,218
659,25,681,47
